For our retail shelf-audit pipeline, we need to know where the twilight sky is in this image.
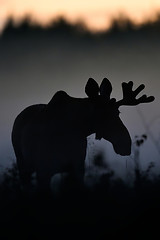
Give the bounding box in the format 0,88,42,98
1,0,160,31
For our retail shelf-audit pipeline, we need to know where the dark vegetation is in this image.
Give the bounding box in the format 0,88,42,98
0,147,160,240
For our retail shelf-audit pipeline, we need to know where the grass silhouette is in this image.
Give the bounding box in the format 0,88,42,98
0,153,160,240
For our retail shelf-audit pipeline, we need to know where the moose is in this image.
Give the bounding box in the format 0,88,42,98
11,78,154,191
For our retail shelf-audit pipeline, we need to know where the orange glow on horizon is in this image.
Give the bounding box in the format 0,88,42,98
1,0,160,31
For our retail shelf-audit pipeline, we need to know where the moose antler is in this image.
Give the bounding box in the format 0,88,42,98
116,81,155,107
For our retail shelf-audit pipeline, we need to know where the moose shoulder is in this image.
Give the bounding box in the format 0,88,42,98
11,78,155,191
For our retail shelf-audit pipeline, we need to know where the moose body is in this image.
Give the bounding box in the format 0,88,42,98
12,78,154,191
12,93,92,189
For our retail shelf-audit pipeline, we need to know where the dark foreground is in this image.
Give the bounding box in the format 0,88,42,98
0,166,160,240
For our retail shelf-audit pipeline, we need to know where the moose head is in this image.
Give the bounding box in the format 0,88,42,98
85,78,155,156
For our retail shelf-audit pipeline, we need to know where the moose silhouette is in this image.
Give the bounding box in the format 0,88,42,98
11,78,154,191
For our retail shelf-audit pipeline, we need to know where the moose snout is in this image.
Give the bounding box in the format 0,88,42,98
115,146,131,156
113,140,131,156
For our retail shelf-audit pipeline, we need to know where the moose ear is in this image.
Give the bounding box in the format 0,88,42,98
100,78,112,100
85,78,99,98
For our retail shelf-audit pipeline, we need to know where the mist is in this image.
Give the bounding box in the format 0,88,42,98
0,18,160,179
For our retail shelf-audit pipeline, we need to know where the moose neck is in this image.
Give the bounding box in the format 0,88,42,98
68,97,102,139
47,93,99,139
79,98,100,138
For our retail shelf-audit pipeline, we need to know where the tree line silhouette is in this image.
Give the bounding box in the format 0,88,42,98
2,14,160,40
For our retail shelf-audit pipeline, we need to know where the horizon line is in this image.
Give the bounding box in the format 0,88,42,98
1,11,160,34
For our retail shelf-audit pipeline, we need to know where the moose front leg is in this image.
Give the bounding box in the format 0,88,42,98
71,140,87,190
72,160,85,187
36,170,52,197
